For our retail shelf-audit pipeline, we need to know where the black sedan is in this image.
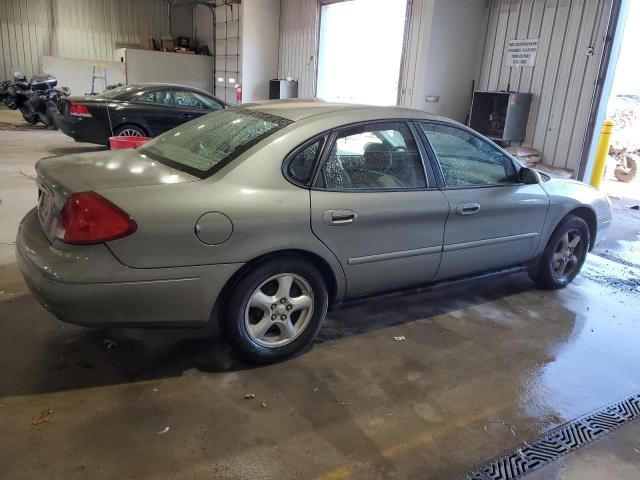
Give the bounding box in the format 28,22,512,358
59,83,227,146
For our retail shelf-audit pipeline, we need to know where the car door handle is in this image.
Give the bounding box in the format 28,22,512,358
323,209,357,226
178,113,192,119
456,203,481,215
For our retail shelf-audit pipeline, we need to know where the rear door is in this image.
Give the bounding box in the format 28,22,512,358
309,121,450,298
173,90,224,125
418,121,549,280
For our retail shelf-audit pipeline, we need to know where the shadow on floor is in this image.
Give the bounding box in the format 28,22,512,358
0,267,539,397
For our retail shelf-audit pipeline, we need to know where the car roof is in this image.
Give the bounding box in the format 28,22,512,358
240,98,447,122
101,83,225,104
133,83,218,96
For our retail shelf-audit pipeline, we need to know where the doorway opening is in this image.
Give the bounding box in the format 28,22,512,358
602,0,640,199
587,0,640,269
316,0,408,105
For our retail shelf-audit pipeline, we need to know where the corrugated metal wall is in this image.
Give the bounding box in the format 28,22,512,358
51,0,171,61
0,0,53,80
0,0,174,80
478,0,612,171
170,3,194,40
278,0,319,98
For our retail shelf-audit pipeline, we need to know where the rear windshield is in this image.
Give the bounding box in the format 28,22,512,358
139,109,291,178
99,84,141,99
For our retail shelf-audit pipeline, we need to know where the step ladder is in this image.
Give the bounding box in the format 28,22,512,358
88,64,107,95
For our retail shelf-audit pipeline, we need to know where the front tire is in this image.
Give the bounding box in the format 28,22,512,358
529,215,590,289
224,256,328,363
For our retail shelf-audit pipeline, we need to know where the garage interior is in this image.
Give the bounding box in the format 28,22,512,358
1,0,639,479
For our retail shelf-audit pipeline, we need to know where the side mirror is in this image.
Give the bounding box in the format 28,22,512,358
519,167,542,184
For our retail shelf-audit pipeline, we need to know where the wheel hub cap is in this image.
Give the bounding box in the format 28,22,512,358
553,230,583,279
244,273,314,348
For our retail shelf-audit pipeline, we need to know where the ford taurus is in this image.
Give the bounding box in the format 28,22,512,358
16,100,613,362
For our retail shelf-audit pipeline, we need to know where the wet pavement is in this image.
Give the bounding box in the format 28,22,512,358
1,109,640,479
594,193,640,269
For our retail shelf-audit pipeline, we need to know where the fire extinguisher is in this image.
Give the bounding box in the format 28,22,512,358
235,84,242,103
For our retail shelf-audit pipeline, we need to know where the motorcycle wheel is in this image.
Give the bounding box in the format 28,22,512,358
45,102,60,130
37,111,53,128
19,106,38,125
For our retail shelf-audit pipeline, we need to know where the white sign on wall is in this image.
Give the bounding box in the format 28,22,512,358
505,39,539,67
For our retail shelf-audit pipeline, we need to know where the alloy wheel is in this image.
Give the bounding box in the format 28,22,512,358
244,273,314,348
552,230,583,281
118,128,143,137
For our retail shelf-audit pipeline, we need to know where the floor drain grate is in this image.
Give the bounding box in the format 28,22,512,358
464,393,640,480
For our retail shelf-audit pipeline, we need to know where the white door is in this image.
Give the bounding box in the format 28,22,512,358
316,0,408,106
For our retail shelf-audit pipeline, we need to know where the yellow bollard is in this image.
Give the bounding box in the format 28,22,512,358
589,119,615,189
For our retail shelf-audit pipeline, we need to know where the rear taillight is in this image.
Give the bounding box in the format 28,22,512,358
69,101,92,117
56,192,137,244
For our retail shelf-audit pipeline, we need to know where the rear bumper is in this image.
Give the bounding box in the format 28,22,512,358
59,116,110,145
16,209,242,327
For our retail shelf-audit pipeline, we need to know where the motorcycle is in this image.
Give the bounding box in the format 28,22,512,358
608,145,638,183
0,73,70,129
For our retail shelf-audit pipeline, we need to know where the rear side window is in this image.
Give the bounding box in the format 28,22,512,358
287,139,324,185
140,109,291,178
321,122,426,190
135,90,174,106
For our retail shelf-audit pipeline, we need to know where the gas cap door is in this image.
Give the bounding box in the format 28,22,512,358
194,212,233,245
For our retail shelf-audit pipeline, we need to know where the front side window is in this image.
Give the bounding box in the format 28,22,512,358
135,90,174,106
287,139,324,185
420,123,517,187
140,109,291,178
321,122,426,190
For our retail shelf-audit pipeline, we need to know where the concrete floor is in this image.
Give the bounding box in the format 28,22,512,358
593,190,640,269
1,108,640,479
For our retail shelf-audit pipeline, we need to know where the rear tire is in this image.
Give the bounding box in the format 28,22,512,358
45,101,60,130
528,215,590,289
21,113,38,125
114,124,146,138
223,256,328,363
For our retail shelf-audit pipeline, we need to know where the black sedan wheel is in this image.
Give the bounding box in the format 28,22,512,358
114,124,146,137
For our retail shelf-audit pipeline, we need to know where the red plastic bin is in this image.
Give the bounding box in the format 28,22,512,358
109,136,151,150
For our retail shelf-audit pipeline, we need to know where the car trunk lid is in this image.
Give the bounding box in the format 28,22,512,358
61,95,123,117
35,149,197,242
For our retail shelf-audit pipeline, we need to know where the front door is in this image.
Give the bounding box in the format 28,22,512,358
173,90,224,126
418,122,549,280
129,89,179,135
310,121,449,298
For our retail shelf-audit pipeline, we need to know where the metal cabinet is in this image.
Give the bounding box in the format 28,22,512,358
469,91,532,143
